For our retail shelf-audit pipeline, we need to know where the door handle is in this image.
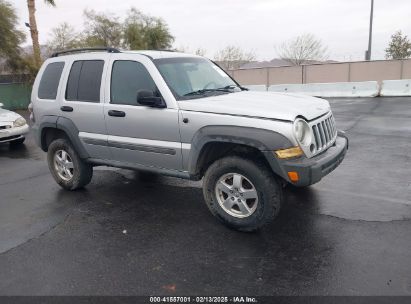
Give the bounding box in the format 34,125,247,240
108,110,126,117
60,106,73,112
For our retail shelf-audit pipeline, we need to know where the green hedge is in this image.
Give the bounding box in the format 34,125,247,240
0,83,32,110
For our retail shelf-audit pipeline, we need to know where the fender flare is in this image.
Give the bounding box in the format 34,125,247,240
34,115,58,149
56,117,89,159
37,116,89,159
187,125,293,176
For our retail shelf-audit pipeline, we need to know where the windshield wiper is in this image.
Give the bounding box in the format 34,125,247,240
183,88,232,96
219,85,249,91
183,85,247,97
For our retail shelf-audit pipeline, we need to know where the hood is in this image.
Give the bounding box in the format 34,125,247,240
0,108,21,123
178,91,330,121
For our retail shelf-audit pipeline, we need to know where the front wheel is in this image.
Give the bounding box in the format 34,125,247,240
47,138,93,190
203,156,283,232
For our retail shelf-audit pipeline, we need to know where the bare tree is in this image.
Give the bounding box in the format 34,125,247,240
277,34,328,66
214,46,255,70
385,31,411,60
194,48,207,57
47,22,80,53
175,46,207,56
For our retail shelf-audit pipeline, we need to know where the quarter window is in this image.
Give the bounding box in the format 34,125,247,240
38,62,65,99
111,60,159,106
66,60,104,102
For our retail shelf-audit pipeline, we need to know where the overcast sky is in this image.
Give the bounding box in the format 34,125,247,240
13,0,411,61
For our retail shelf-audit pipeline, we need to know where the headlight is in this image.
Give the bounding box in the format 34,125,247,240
275,146,303,159
13,117,27,128
293,118,312,147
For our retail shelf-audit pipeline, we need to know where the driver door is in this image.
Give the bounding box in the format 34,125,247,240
103,54,182,171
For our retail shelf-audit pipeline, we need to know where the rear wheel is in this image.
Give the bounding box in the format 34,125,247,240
47,138,93,190
203,156,283,232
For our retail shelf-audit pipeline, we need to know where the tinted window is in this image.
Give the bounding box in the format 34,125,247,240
111,61,159,106
66,60,104,102
38,62,65,99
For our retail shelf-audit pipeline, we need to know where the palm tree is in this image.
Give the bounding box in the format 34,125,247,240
27,0,55,68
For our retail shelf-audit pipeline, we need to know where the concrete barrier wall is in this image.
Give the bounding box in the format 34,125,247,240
380,80,411,96
232,59,411,87
268,81,379,97
268,84,307,94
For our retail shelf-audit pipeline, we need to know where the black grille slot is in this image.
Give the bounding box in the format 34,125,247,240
311,114,337,154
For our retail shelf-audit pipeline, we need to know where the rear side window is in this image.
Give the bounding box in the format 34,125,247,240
66,60,104,102
111,60,159,106
38,62,65,99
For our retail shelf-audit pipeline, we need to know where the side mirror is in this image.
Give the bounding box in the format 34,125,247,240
137,90,166,108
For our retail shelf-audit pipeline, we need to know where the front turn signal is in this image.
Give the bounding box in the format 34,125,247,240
287,171,300,182
274,146,303,159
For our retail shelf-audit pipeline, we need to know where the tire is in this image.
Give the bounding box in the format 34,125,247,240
47,138,93,190
9,137,25,147
203,155,283,232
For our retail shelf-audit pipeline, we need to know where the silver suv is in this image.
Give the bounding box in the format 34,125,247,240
31,47,348,231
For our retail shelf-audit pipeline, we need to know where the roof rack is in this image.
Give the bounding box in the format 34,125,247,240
51,47,121,58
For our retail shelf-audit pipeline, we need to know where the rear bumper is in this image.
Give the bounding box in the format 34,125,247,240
265,134,348,187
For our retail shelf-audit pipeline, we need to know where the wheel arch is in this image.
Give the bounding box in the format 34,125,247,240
187,125,293,179
39,116,89,159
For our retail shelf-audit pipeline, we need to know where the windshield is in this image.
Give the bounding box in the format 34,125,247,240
154,57,240,100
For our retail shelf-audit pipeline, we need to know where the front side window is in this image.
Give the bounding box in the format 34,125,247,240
66,60,104,102
38,62,65,99
111,60,159,106
154,57,239,100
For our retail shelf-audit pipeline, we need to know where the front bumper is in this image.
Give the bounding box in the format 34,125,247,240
265,134,348,187
0,124,29,143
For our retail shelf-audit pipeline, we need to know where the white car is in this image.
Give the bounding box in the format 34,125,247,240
0,103,29,146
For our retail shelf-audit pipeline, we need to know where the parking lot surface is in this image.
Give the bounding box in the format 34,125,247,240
0,97,410,296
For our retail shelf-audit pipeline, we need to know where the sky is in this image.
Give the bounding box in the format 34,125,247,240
12,0,411,62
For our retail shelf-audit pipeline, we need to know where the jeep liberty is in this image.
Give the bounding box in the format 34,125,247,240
31,47,348,231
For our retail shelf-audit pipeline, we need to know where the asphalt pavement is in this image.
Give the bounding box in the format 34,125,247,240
0,97,410,296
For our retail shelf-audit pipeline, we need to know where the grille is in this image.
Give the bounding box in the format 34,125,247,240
311,114,337,154
0,125,11,130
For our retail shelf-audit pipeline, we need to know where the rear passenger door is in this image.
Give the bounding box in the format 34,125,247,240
103,54,182,170
61,54,110,159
